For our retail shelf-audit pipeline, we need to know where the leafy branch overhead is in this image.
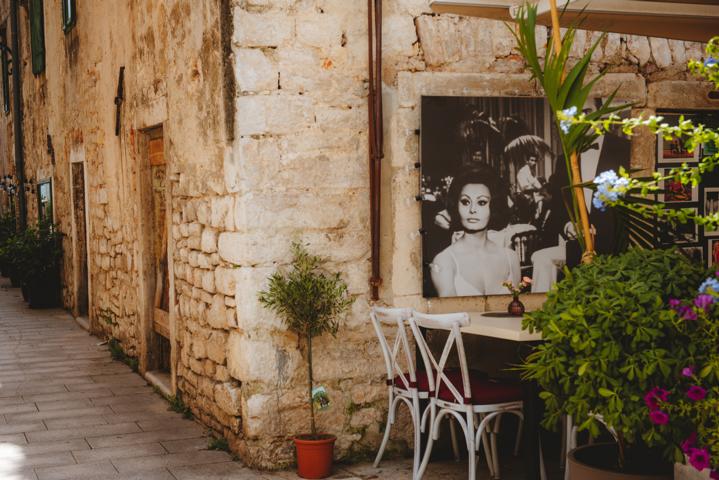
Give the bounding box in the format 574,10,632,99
509,3,630,253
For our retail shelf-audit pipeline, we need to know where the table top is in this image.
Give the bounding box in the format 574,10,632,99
461,311,542,342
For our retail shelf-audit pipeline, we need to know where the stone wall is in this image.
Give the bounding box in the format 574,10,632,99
227,0,717,468
2,0,717,471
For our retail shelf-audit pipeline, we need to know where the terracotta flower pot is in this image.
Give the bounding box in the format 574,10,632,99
567,443,672,480
294,434,336,479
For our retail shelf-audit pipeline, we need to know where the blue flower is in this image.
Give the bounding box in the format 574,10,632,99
705,57,718,68
698,277,719,295
592,170,630,211
559,106,578,134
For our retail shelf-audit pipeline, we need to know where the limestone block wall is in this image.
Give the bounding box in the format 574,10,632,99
226,0,717,468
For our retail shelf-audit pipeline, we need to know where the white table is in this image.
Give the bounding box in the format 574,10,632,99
462,312,542,342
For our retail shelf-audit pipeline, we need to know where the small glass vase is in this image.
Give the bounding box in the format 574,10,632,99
507,296,525,316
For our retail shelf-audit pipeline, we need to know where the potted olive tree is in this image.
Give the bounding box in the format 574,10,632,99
258,241,353,479
522,248,706,479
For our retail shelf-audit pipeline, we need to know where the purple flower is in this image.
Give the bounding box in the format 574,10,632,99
649,410,669,425
682,366,695,378
705,57,718,68
694,294,715,310
678,306,698,321
669,298,681,308
681,432,697,454
710,470,719,480
644,387,670,410
687,385,707,401
689,448,711,472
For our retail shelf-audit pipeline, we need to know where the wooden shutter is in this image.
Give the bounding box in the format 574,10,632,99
29,0,45,75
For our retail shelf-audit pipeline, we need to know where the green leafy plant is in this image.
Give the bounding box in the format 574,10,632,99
258,241,353,437
167,393,193,419
107,338,139,373
207,435,230,452
640,273,719,476
556,37,719,235
521,248,706,472
510,3,629,259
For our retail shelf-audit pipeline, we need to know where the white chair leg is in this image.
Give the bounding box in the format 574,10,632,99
374,390,394,468
449,417,461,462
417,405,438,480
491,415,503,479
481,425,495,478
514,415,523,457
466,412,476,480
411,397,422,480
539,438,547,480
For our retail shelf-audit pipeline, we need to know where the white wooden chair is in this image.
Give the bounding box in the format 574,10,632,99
370,306,429,479
409,311,525,480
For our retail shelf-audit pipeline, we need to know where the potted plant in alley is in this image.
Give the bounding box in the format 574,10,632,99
23,220,63,308
521,248,707,479
0,212,16,277
258,241,353,479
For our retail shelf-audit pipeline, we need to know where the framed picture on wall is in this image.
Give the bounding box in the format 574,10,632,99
419,96,631,298
658,168,698,203
657,114,700,164
708,238,719,268
704,188,719,236
680,245,703,265
658,208,699,245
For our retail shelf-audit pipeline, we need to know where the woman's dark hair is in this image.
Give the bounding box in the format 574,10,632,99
446,164,510,232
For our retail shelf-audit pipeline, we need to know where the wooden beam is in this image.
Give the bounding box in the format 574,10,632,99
430,0,719,42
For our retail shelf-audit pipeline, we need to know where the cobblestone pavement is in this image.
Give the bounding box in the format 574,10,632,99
0,279,533,479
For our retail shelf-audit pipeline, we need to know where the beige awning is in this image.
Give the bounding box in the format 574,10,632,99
429,0,719,43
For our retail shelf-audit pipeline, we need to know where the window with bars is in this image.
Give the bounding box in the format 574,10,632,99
61,0,76,33
28,0,45,75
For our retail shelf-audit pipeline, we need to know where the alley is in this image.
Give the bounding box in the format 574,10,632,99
0,279,488,480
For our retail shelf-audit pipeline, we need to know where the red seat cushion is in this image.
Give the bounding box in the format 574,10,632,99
393,369,489,393
393,370,432,391
437,372,523,405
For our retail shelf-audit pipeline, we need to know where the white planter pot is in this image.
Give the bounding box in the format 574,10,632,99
675,462,711,480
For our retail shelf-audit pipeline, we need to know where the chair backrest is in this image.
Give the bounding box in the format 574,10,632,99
369,306,415,388
409,311,472,404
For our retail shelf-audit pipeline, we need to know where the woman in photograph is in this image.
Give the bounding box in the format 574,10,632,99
431,165,521,296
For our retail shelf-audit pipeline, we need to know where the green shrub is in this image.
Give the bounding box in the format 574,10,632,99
521,248,706,471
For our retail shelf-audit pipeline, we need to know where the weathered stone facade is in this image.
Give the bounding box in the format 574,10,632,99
1,0,715,470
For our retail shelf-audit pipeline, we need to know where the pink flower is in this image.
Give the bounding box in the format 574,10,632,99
689,448,711,472
682,366,695,377
644,387,670,410
649,410,669,425
687,385,707,401
694,294,715,310
669,298,681,308
679,306,698,321
710,470,719,480
681,432,697,454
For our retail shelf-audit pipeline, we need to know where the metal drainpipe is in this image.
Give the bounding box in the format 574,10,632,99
9,0,25,229
367,0,383,301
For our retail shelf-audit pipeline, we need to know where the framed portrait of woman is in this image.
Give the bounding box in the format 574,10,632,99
420,96,630,298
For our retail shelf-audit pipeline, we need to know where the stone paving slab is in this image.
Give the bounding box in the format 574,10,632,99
0,278,525,479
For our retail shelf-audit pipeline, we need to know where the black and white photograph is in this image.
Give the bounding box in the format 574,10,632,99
704,188,719,236
420,96,631,298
